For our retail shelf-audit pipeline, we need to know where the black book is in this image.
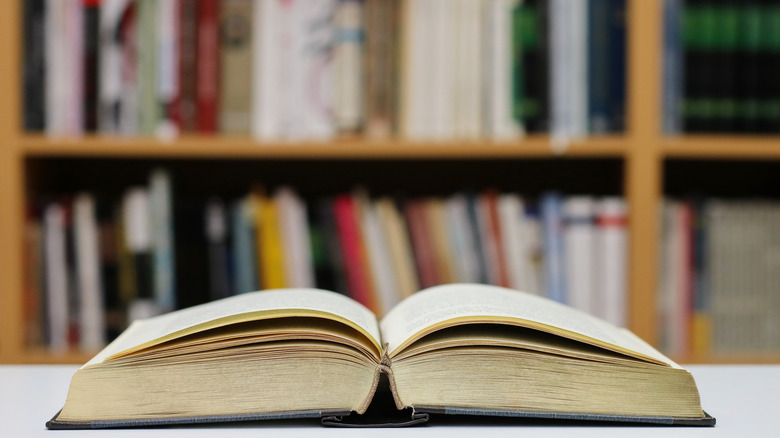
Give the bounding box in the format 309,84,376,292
22,0,46,131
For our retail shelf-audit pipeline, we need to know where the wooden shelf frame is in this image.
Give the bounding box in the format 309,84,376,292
1,0,778,365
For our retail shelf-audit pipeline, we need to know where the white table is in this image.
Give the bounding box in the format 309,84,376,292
1,365,778,437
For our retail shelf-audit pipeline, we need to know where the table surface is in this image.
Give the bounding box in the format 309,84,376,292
1,364,778,437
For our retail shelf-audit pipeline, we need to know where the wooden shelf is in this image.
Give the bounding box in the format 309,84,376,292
663,136,780,159
0,349,93,365
20,134,629,159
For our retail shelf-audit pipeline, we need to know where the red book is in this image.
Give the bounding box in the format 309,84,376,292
404,200,439,288
333,196,372,310
177,0,199,131
196,0,219,132
482,190,510,287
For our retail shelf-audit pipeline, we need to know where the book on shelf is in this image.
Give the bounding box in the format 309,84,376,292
663,0,780,134
47,283,715,429
25,0,627,140
24,175,632,352
658,198,780,357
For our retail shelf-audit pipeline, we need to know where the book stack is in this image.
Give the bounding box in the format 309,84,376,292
24,174,629,351
663,0,780,134
23,0,627,140
657,199,780,358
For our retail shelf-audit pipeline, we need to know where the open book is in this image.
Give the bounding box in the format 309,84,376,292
47,284,714,428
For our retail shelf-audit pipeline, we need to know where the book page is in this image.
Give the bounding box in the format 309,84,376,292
380,284,677,367
86,289,381,366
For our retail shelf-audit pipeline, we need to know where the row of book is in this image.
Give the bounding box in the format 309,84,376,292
23,174,629,352
23,0,627,141
663,0,780,134
657,199,780,358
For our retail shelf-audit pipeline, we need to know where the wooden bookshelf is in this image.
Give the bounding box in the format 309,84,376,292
1,0,777,365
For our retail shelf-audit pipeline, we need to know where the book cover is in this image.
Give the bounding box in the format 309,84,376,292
178,0,199,132
205,198,232,301
43,202,70,352
333,195,373,309
231,196,259,294
256,188,286,290
404,199,439,289
23,0,47,131
196,0,219,133
73,193,106,352
563,196,596,315
595,197,628,327
219,0,254,134
541,192,566,303
137,0,160,135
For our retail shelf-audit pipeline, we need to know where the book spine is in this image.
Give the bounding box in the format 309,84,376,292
595,197,628,327
205,198,232,300
43,203,69,352
663,0,684,134
587,0,611,134
83,0,100,132
526,0,549,132
137,0,159,135
334,0,365,133
157,0,180,136
759,0,780,133
149,169,176,312
563,196,596,315
23,0,47,131
606,0,627,133
318,198,350,295
333,195,372,308
541,192,566,303
231,197,258,294
196,0,219,132
404,200,439,289
73,193,105,351
691,199,711,355
178,0,198,132
218,0,254,135
734,0,758,132
683,0,704,132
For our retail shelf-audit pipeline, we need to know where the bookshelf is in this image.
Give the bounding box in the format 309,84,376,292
0,0,777,365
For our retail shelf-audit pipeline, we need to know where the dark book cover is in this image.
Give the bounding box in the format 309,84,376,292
178,0,199,132
735,0,761,132
22,0,46,131
758,0,780,133
709,0,737,133
587,0,612,134
83,0,101,132
517,0,549,133
607,0,627,132
683,0,707,132
196,0,219,133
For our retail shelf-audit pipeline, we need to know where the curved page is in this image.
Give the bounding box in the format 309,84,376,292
380,283,677,367
86,289,381,366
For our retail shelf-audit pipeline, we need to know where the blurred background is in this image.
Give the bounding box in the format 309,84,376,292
1,0,779,365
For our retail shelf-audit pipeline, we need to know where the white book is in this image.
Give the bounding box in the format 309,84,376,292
454,0,482,139
550,0,581,144
375,198,420,300
361,200,401,315
44,203,69,352
498,194,526,291
301,0,337,139
401,0,423,139
45,0,66,135
276,187,315,288
65,0,84,135
149,169,175,312
569,0,588,138
563,196,597,315
595,197,628,327
484,0,522,140
334,0,364,133
253,0,282,140
156,0,180,138
99,0,132,133
446,195,480,283
74,194,105,352
659,201,688,357
432,0,456,140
